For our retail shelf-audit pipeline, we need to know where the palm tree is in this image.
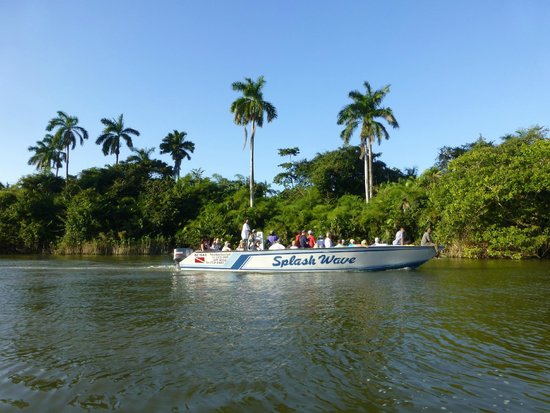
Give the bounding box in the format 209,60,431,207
96,114,140,165
127,147,156,164
337,82,399,203
27,134,65,176
230,76,277,208
159,130,195,180
46,111,88,179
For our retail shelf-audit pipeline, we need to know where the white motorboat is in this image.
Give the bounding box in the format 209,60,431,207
173,245,438,272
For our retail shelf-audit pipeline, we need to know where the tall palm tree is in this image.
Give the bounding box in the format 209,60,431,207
337,82,399,203
96,114,140,165
27,134,65,176
46,111,88,179
159,130,195,180
230,75,277,208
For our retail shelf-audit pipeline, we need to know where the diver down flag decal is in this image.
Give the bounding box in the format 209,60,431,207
195,256,205,264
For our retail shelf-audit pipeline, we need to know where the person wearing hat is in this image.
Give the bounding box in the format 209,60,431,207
315,234,325,248
307,230,315,248
222,241,232,251
267,231,278,246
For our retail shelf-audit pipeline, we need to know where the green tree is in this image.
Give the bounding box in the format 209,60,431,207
0,190,20,252
430,126,550,258
46,111,89,179
96,114,140,165
274,147,300,189
230,75,277,208
159,130,195,180
435,136,493,172
337,81,399,203
28,134,65,177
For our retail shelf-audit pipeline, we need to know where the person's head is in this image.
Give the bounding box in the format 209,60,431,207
375,237,380,243
291,240,297,246
308,230,313,235
361,240,368,246
349,239,355,244
326,232,331,237
340,239,345,244
426,227,432,233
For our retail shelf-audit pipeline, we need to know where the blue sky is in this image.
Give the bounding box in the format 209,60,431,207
1,0,549,186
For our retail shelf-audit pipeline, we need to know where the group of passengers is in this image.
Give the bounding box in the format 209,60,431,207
241,219,392,251
199,237,232,252
200,220,436,252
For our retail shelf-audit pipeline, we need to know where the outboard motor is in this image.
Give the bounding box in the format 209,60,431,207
173,248,193,268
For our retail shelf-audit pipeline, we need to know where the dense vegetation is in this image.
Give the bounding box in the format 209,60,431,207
1,126,548,259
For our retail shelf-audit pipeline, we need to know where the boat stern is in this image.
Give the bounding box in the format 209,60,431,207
174,248,193,267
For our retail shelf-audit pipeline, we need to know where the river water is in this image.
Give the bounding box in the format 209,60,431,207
0,257,548,412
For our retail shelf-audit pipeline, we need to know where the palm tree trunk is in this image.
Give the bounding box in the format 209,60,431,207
249,123,255,208
368,139,374,200
362,141,370,203
65,145,70,180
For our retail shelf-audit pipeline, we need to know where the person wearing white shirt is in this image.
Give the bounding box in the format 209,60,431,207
324,232,333,248
241,219,250,243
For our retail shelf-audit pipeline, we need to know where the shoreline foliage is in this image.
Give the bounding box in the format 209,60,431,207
1,127,549,259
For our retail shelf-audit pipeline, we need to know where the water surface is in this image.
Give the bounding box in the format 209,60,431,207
0,257,548,412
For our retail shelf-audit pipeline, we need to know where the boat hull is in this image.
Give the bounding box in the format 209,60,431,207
174,246,437,272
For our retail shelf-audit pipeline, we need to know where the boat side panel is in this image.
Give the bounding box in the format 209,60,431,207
177,246,436,272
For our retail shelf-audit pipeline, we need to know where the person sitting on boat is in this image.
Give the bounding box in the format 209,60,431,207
289,240,299,249
236,240,245,251
267,231,279,246
268,239,286,250
307,230,316,248
348,239,358,247
248,230,257,250
200,238,210,251
324,232,333,248
222,241,232,251
392,227,408,245
372,237,387,246
335,239,346,248
299,230,310,248
211,238,221,251
421,227,436,246
295,230,302,245
360,240,368,247
315,235,325,248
